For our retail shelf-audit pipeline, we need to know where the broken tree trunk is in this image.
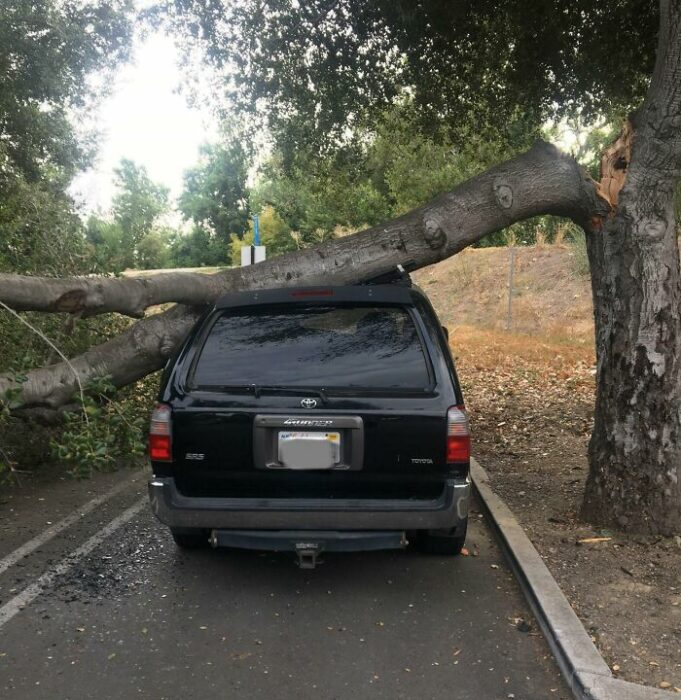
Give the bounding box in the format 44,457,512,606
0,142,602,408
581,0,681,534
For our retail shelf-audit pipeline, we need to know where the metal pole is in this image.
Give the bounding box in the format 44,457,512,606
253,215,260,247
506,246,516,331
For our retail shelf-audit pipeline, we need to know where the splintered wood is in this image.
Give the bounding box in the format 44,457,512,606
596,120,634,210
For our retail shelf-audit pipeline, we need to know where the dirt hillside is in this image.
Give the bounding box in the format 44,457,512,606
414,243,594,343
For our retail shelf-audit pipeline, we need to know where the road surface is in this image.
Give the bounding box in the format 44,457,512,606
0,467,569,699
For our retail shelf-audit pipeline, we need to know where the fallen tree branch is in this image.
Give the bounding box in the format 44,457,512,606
0,142,603,318
0,300,87,413
0,142,607,409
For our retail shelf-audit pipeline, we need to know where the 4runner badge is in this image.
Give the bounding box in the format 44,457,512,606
300,398,317,408
284,418,333,427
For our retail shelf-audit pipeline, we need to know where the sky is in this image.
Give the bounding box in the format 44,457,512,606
70,31,217,217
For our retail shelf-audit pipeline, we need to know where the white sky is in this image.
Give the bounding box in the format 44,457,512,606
70,31,217,217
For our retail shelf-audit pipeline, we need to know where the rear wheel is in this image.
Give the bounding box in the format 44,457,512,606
170,528,209,549
414,518,468,555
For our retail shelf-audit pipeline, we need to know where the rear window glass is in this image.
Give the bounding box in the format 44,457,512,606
191,305,431,390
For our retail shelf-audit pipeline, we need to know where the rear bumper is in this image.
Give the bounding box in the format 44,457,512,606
210,529,407,553
148,476,470,531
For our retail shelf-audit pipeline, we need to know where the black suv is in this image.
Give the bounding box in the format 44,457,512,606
148,281,470,565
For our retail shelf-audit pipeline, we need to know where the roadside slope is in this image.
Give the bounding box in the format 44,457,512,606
414,243,593,341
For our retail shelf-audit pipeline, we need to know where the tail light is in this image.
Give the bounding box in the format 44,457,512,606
447,405,471,463
149,403,172,461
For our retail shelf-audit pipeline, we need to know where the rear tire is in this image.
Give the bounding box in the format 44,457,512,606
170,528,209,549
414,518,468,555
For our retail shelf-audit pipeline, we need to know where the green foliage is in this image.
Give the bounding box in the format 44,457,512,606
0,154,90,275
136,228,173,270
167,226,230,267
84,216,127,272
85,159,172,271
568,230,591,278
51,375,157,479
247,103,540,249
0,0,134,182
164,0,656,161
252,147,390,241
113,159,169,242
112,159,170,267
0,4,158,482
0,0,135,279
476,216,583,249
229,206,295,265
0,310,157,482
179,141,250,244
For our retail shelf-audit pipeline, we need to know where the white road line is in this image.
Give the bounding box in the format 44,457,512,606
0,470,143,577
0,497,146,628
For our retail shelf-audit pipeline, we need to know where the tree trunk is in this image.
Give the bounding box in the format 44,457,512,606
0,143,602,409
581,0,681,534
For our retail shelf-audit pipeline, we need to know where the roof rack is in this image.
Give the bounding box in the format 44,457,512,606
359,261,415,287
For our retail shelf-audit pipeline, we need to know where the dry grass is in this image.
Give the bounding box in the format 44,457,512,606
414,244,593,341
416,243,598,456
450,325,595,458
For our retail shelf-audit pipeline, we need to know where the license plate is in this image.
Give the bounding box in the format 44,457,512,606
278,431,341,469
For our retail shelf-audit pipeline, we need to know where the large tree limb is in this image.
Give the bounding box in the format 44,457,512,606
0,142,603,319
0,142,607,409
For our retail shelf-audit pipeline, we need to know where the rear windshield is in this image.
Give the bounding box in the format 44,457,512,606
190,305,432,390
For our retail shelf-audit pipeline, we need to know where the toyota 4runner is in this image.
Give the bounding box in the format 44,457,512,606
148,278,471,566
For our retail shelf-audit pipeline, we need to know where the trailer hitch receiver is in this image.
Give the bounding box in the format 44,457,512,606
295,542,322,569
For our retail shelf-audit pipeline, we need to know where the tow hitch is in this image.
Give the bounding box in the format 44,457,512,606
295,542,322,569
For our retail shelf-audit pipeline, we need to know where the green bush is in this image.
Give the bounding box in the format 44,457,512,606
50,375,157,479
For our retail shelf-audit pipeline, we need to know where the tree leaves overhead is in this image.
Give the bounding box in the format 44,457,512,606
0,0,135,182
1,0,135,277
163,0,658,156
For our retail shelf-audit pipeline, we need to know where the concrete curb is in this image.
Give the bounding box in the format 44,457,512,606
470,458,672,700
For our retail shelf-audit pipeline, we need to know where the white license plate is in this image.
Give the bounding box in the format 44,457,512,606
278,431,341,470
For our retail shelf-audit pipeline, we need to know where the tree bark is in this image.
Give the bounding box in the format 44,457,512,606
581,0,681,534
0,143,600,318
0,142,603,408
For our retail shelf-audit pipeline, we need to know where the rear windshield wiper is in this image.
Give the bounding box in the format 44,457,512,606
204,384,329,403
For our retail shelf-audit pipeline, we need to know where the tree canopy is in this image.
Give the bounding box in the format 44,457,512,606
179,140,250,244
0,0,135,277
1,0,134,182
163,0,658,157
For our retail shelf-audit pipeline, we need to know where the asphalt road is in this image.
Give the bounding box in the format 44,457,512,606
0,468,569,700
